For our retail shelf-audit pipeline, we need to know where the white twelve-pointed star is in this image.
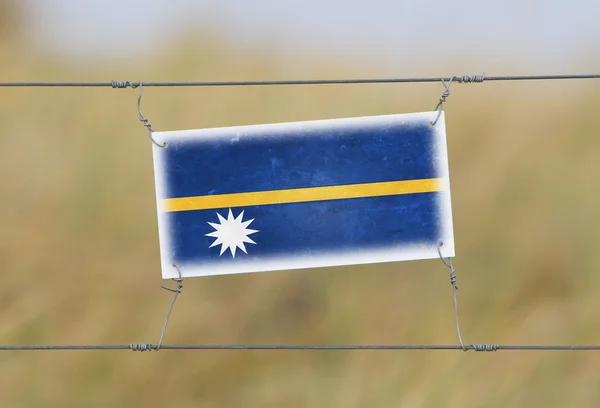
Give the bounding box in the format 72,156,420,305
205,209,259,258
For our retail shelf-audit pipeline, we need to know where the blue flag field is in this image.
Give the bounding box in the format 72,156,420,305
151,111,455,279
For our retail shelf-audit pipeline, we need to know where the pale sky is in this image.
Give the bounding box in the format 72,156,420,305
23,0,600,72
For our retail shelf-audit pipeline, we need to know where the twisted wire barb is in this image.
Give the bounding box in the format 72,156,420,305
455,73,486,83
130,343,154,352
111,80,139,89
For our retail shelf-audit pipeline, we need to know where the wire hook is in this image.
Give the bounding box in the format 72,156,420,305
437,242,467,351
156,263,184,350
430,77,454,127
137,82,167,148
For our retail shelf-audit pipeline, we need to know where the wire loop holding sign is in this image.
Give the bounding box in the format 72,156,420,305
136,82,167,148
429,73,484,126
437,244,500,353
156,263,184,350
430,77,453,127
437,242,466,351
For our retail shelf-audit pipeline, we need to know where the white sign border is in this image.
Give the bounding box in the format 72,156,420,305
151,111,455,279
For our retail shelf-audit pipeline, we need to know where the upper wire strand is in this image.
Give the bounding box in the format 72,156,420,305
3,73,599,87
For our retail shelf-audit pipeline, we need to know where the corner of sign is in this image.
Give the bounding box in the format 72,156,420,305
150,131,169,150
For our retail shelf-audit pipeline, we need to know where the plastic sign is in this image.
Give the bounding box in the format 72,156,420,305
151,111,455,279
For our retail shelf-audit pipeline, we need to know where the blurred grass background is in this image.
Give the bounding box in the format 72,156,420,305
2,1,600,407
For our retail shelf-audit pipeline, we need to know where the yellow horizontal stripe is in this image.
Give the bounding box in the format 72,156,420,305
162,178,444,213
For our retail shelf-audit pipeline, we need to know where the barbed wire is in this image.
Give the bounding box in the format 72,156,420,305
0,73,599,88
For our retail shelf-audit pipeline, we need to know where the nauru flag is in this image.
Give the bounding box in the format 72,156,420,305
151,111,455,279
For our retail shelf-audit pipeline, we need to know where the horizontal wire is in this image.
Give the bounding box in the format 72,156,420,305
1,344,600,351
0,74,600,87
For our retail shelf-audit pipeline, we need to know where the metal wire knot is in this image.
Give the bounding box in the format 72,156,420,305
471,344,499,352
161,276,183,294
455,73,485,83
130,343,154,352
111,80,139,89
437,243,458,290
430,77,453,126
434,82,451,111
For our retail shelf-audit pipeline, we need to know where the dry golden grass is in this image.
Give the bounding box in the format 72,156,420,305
1,5,600,407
